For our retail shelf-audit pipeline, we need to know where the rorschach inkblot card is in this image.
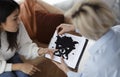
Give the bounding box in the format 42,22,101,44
45,30,88,69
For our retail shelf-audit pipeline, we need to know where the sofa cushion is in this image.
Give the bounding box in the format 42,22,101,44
20,0,50,40
35,11,64,44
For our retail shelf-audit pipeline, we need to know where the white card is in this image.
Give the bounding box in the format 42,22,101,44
46,30,87,69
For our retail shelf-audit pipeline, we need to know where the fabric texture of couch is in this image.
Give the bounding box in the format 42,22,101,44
35,11,64,44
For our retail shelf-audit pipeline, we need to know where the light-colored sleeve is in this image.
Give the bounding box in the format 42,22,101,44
67,71,82,77
112,25,120,32
0,53,12,74
17,22,39,59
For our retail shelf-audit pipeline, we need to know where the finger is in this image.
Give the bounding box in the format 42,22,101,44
49,50,54,59
51,49,58,59
34,67,41,72
58,30,65,35
61,57,67,66
29,71,34,76
32,67,38,72
56,25,64,35
61,57,65,63
28,71,33,76
58,27,63,33
48,49,54,53
32,69,37,73
44,48,48,53
49,52,54,59
56,27,60,31
56,24,62,30
29,68,39,75
45,49,55,59
52,61,60,67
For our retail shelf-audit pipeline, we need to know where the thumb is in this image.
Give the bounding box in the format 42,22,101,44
61,57,65,64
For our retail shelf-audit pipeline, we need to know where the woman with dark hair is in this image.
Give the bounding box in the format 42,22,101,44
0,0,53,77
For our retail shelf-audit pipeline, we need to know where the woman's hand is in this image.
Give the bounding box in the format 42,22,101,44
38,48,54,59
53,57,70,74
56,23,75,35
12,63,40,76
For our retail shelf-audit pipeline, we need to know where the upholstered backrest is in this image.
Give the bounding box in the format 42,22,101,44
35,11,64,44
20,0,48,39
20,0,64,44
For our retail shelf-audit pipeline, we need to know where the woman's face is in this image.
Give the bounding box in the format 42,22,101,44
2,9,20,32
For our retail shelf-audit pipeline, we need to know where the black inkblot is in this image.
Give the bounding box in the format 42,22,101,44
54,35,78,60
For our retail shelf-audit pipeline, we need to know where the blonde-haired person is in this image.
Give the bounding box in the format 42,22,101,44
54,0,120,77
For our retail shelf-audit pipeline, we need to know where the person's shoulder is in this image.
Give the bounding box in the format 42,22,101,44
112,25,120,30
18,21,25,30
18,21,27,35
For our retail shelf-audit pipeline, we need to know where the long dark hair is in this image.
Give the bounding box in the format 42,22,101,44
0,0,20,51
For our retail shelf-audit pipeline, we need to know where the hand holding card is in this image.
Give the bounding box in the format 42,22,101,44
45,30,88,69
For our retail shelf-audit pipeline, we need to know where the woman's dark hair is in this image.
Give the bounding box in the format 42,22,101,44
0,0,20,51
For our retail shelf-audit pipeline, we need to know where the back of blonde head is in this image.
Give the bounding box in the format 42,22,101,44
65,0,115,40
